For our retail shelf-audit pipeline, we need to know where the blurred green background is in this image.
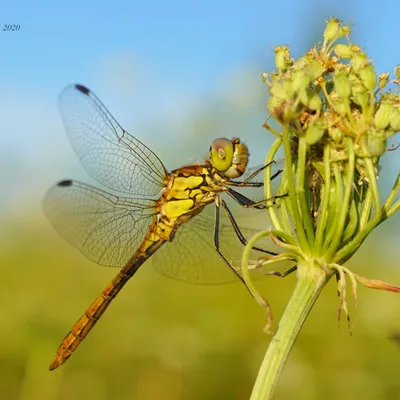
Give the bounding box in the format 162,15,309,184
2,1,400,399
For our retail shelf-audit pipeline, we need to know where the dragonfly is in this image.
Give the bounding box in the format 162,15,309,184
43,83,279,371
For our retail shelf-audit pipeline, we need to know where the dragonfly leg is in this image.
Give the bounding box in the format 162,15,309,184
264,265,298,278
212,198,292,297
227,164,283,188
242,162,274,183
218,197,277,256
213,198,248,286
225,187,287,210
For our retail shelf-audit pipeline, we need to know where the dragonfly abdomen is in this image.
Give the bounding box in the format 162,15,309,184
49,237,166,371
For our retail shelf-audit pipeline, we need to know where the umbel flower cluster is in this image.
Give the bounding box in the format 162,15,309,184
242,18,400,328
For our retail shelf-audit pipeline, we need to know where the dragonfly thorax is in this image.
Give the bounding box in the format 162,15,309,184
209,138,249,179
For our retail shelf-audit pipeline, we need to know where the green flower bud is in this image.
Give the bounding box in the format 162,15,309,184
367,130,387,157
333,44,353,59
275,45,291,73
324,18,341,41
374,102,393,130
351,44,361,52
337,25,351,39
308,93,322,111
378,73,390,90
390,107,400,131
299,88,322,111
395,65,400,82
305,119,326,145
358,64,376,91
349,74,369,108
292,71,310,93
349,73,365,93
267,96,283,115
352,52,368,72
270,80,292,100
306,61,325,81
293,56,311,71
352,92,369,109
298,87,309,107
330,94,347,116
329,126,343,143
333,70,351,98
269,72,280,84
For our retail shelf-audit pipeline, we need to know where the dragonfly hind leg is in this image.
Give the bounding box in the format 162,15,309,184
264,265,297,278
217,197,277,256
212,198,248,287
211,196,278,288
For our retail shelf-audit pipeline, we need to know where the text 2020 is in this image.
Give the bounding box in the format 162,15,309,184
2,25,20,31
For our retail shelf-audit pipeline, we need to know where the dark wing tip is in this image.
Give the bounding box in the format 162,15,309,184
57,179,73,187
75,84,90,95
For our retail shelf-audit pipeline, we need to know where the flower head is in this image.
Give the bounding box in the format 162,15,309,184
243,18,400,328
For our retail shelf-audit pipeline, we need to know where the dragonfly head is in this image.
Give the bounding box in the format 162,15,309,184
209,138,249,179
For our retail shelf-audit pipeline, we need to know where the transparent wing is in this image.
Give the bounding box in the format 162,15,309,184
152,202,276,284
43,180,156,267
59,84,167,196
43,181,278,283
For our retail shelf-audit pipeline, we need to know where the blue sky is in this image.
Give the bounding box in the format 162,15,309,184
2,0,400,218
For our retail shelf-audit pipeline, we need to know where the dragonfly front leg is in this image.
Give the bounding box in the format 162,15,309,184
227,162,283,187
225,187,287,210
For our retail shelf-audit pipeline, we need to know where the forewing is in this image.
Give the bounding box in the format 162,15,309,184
43,180,155,267
59,84,167,196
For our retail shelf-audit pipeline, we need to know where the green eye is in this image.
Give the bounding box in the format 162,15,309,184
210,138,234,172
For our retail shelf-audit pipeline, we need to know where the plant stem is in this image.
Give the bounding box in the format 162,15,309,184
264,137,284,232
249,260,332,400
326,139,355,260
296,137,315,247
315,145,331,253
282,127,310,252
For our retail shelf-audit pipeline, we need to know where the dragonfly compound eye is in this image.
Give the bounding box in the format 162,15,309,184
210,138,249,179
210,138,234,173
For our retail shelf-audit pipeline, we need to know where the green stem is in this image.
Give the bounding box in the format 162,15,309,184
321,172,340,254
269,229,298,246
366,156,381,218
386,198,400,218
249,260,332,400
326,139,355,260
282,127,310,252
296,137,315,247
343,199,359,243
334,168,398,263
333,212,380,263
278,188,293,236
359,188,372,229
264,137,284,232
315,145,331,253
360,141,381,218
383,172,400,212
241,230,275,329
